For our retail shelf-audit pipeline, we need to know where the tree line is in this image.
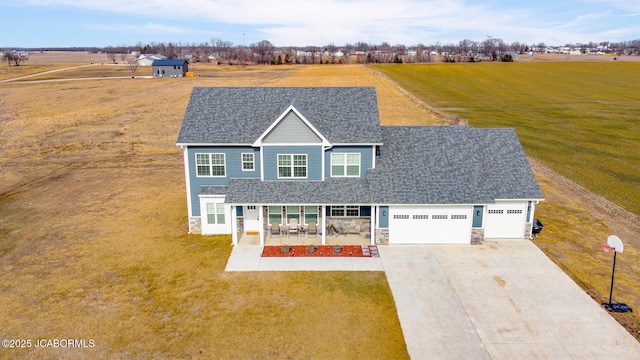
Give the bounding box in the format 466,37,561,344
4,37,640,66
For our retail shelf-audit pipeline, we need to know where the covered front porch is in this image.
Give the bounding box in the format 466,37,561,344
238,231,371,246
232,204,376,246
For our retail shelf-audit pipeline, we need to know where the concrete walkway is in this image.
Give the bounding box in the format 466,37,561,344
225,241,640,359
225,245,383,271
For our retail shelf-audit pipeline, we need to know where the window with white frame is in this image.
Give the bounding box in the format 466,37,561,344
206,203,225,224
286,206,300,222
241,153,254,171
196,153,226,177
331,153,360,177
331,205,360,217
268,206,282,224
304,206,318,224
278,154,307,178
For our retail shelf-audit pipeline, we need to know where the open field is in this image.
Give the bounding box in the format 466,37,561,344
1,56,638,359
371,62,640,216
371,62,640,340
0,63,440,358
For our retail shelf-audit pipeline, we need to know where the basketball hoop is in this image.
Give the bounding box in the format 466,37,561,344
600,235,632,313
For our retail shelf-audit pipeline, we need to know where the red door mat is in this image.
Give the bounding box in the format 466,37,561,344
261,245,378,257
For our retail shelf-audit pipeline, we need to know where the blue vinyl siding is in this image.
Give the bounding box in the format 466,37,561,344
325,146,374,179
187,146,260,216
262,145,323,181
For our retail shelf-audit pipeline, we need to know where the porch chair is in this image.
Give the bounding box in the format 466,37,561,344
307,221,317,237
270,222,281,237
288,218,299,237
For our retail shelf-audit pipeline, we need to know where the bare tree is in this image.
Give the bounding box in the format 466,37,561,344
2,51,29,66
127,59,139,75
250,40,275,64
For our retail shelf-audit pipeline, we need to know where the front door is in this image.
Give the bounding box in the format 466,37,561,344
245,206,261,232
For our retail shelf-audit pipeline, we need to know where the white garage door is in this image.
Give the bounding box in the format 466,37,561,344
388,206,472,244
484,202,527,239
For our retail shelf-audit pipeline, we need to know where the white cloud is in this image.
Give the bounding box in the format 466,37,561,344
5,0,639,45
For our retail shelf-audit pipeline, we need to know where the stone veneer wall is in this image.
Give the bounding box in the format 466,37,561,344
237,217,244,239
375,229,389,245
524,223,532,238
190,217,202,234
471,228,484,245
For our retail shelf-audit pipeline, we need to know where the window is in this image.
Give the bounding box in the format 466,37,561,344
331,153,360,177
507,209,523,214
242,153,254,171
278,154,307,178
413,215,429,219
393,215,409,219
206,203,225,224
488,209,504,214
432,215,448,219
331,205,360,217
451,215,467,220
268,206,282,224
196,153,226,177
287,206,300,223
305,206,318,224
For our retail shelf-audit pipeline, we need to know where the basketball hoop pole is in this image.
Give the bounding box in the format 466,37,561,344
600,235,632,313
607,250,617,307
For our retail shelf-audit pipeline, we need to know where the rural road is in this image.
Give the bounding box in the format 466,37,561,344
0,63,151,83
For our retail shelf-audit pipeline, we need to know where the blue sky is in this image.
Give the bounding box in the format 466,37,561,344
1,0,638,48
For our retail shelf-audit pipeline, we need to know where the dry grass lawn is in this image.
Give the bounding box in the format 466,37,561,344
2,55,638,359
0,62,425,358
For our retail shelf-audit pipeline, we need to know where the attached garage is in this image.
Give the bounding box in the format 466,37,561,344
483,202,527,239
388,206,473,244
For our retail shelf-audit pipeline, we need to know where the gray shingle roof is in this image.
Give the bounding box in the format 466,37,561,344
177,87,382,144
152,59,188,66
224,178,372,204
209,126,542,205
368,126,543,204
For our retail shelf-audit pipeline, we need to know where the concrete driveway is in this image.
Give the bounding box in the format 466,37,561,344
379,241,640,359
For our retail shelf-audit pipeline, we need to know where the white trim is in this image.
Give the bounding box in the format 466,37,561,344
260,146,265,181
330,205,361,217
371,146,376,170
252,106,332,147
195,153,226,177
177,143,252,147
182,146,193,231
330,153,361,177
241,152,255,171
277,154,308,179
321,205,326,245
370,206,376,245
259,206,264,246
332,143,384,146
231,206,238,245
321,146,326,180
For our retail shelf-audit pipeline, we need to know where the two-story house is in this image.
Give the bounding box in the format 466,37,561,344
176,87,543,245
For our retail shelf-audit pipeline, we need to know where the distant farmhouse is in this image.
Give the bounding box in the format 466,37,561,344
152,59,189,78
137,54,167,66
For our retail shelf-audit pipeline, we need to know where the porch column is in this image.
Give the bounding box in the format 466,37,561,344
259,205,265,246
231,206,238,245
321,205,326,245
370,206,376,245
